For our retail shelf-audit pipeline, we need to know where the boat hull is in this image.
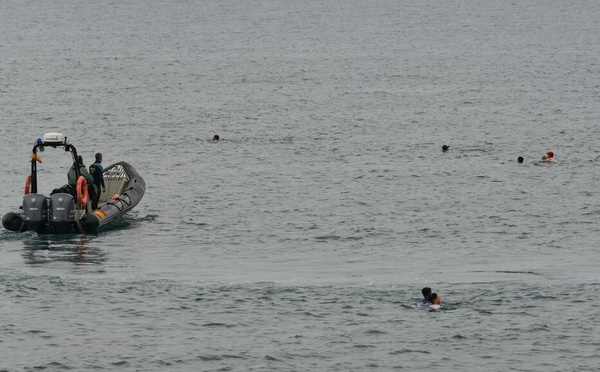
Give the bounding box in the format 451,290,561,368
81,162,145,232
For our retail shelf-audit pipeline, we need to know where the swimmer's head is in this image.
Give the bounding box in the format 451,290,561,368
429,293,441,305
517,156,524,163
422,287,432,298
442,145,449,152
546,151,554,158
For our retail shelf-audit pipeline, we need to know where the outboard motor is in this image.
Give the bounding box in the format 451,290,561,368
50,193,76,233
22,194,49,233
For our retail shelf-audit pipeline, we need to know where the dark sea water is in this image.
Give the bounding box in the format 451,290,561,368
2,0,600,371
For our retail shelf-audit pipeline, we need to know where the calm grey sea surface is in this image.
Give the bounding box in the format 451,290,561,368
1,0,600,371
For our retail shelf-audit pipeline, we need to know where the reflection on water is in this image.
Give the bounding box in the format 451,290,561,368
21,234,108,266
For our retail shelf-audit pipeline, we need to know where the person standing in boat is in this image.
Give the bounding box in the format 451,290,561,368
68,155,94,210
89,153,106,210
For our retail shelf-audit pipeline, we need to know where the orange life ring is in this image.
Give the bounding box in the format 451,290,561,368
76,176,89,205
24,175,32,195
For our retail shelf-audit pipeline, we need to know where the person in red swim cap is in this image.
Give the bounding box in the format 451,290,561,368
540,151,557,163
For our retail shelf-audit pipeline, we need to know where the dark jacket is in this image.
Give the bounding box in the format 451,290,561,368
89,162,105,188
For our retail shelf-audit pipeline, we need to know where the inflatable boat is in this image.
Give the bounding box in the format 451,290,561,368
2,133,145,234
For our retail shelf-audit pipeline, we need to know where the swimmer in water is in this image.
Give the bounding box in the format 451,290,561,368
212,134,220,141
427,293,441,311
421,287,432,304
539,151,556,163
517,156,524,164
442,145,449,152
